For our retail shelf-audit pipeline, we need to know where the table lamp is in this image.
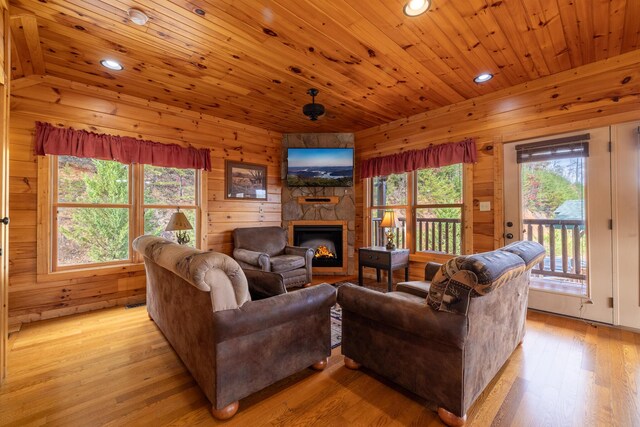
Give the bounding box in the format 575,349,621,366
165,210,193,245
379,210,396,250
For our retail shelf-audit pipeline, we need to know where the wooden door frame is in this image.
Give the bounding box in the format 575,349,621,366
610,121,640,329
502,128,614,324
0,0,9,384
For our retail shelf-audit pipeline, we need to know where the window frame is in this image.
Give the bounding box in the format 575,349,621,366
137,163,201,263
412,165,465,255
368,173,410,249
45,156,203,273
366,164,473,259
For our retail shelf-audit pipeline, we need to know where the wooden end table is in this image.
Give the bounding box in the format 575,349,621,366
358,246,410,292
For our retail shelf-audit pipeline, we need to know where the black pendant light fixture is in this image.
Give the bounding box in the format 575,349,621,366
302,88,325,121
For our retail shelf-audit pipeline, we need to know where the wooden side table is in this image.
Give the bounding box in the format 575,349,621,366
358,246,410,292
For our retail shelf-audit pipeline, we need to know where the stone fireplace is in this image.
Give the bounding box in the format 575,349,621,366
281,133,355,275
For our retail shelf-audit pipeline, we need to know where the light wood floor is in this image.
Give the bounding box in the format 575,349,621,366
1,282,639,426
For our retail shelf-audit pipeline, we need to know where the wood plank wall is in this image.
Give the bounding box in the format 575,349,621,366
355,49,640,281
8,76,281,326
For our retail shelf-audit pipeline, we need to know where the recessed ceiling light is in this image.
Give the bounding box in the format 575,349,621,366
193,7,206,16
474,73,493,83
403,0,431,17
100,59,124,71
127,8,149,26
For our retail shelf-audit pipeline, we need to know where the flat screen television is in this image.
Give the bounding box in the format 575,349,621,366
287,147,354,187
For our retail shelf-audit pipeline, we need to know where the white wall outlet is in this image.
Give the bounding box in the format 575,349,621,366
479,201,491,212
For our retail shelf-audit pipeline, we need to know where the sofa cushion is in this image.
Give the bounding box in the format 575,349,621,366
133,235,251,311
270,255,306,273
500,240,546,269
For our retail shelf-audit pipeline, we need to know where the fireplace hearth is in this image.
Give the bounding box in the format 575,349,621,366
293,225,344,268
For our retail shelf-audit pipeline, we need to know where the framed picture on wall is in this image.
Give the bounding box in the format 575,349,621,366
225,160,268,200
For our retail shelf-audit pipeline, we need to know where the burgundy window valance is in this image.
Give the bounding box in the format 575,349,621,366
360,138,477,179
35,121,211,171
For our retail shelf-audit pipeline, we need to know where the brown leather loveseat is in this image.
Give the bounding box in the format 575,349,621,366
338,241,545,426
133,236,336,420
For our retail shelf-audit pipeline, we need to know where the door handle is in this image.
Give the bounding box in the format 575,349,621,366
505,233,514,239
0,217,8,225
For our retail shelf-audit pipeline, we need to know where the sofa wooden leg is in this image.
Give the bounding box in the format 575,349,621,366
344,357,361,370
437,407,466,426
312,357,328,371
211,401,239,420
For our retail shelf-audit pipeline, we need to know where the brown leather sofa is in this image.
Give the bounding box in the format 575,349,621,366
233,226,314,288
133,236,336,420
338,241,545,426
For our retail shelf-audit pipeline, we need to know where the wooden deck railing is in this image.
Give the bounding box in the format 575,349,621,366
371,217,586,275
523,219,586,281
416,218,461,254
372,217,461,254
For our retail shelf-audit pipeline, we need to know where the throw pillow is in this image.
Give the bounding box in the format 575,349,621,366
426,256,467,310
439,270,478,316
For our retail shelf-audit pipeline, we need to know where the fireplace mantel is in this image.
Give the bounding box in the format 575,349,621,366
288,220,348,274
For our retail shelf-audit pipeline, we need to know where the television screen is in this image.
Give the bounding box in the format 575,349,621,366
287,148,354,187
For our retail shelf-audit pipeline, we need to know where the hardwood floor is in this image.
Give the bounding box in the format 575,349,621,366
1,286,639,426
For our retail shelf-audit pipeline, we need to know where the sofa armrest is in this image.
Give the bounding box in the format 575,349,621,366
212,283,336,342
285,245,314,283
233,248,270,271
337,283,467,349
425,262,442,281
285,245,314,263
243,269,286,300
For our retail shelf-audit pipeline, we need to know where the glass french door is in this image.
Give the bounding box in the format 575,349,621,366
611,121,640,329
503,127,614,324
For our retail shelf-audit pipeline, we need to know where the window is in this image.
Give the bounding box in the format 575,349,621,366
55,156,132,267
414,164,463,254
370,173,407,248
52,156,200,270
368,164,466,255
143,165,197,245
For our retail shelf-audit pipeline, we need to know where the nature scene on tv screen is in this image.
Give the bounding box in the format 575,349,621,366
287,148,354,187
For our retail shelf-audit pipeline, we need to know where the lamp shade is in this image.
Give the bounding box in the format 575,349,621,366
165,211,193,231
379,210,396,228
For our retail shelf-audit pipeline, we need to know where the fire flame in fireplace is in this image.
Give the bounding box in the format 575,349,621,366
314,245,337,259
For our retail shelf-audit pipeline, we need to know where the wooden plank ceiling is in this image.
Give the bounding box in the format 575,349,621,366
8,0,640,133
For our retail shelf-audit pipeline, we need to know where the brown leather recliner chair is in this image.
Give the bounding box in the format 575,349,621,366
338,241,545,426
233,226,313,288
133,236,336,420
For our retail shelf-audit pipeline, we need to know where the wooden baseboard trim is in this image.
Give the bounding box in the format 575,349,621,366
9,294,146,326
